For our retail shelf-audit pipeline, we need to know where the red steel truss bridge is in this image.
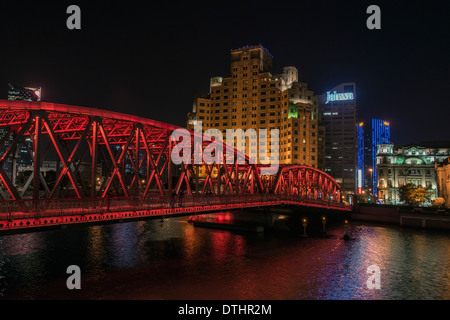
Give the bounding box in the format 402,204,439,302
0,100,351,233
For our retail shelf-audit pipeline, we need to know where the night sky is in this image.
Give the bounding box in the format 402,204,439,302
0,1,449,145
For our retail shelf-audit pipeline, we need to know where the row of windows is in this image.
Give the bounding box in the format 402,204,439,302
232,72,259,78
379,168,432,175
280,154,316,161
285,138,316,145
209,121,279,127
379,179,433,188
199,104,280,112
198,112,287,121
198,101,284,113
212,80,282,94
213,87,281,96
290,93,312,100
232,65,259,72
280,146,316,153
207,95,287,105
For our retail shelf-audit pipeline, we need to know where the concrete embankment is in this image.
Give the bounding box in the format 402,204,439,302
352,205,450,231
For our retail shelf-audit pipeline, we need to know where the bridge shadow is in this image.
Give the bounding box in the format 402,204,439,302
187,204,352,239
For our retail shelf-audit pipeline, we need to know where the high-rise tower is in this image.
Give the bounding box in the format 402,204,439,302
186,45,321,176
357,119,391,195
318,83,357,198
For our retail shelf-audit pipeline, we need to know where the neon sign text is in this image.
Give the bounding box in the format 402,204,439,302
326,91,354,104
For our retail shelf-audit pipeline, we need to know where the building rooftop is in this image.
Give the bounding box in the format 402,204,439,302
394,141,450,149
230,44,273,58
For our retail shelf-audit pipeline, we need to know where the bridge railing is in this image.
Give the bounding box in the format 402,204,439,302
0,193,347,221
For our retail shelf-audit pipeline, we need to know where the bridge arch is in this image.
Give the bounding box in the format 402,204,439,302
271,165,342,202
0,100,342,204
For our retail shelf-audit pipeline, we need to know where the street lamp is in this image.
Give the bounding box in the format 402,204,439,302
343,220,350,240
302,218,308,238
369,168,374,199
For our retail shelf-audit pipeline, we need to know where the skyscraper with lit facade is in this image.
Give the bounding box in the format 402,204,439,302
2,83,41,172
357,119,390,196
8,84,41,101
186,45,323,177
318,83,357,199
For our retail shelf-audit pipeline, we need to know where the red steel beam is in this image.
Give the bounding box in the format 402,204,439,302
0,100,344,210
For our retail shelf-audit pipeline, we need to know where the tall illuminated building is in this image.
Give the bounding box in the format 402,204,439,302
186,45,323,177
357,119,391,196
318,83,357,199
3,83,41,175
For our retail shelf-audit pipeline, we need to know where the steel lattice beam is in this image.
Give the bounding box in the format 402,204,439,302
0,100,343,205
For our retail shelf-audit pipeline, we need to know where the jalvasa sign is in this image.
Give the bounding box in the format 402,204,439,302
325,91,354,104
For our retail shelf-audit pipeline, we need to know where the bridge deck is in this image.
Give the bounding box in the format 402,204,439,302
0,195,351,233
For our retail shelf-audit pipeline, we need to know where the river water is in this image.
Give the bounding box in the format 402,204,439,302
0,213,449,300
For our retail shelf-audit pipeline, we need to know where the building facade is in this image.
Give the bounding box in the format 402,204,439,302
435,157,450,207
186,45,323,177
357,119,390,196
318,83,357,198
1,84,41,184
376,143,450,205
8,83,41,101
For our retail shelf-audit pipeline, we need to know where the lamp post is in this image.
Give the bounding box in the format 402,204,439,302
343,219,350,240
322,216,328,237
368,168,374,202
302,218,308,238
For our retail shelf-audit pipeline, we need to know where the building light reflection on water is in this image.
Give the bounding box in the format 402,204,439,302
0,217,450,299
86,226,107,274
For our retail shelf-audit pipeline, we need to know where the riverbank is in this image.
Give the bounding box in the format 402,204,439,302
351,204,450,231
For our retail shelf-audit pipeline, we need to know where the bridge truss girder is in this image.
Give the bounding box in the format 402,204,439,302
0,100,342,204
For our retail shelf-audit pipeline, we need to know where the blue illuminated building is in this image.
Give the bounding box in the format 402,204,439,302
357,119,390,196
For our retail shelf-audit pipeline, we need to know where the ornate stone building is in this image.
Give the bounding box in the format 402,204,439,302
376,143,450,205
